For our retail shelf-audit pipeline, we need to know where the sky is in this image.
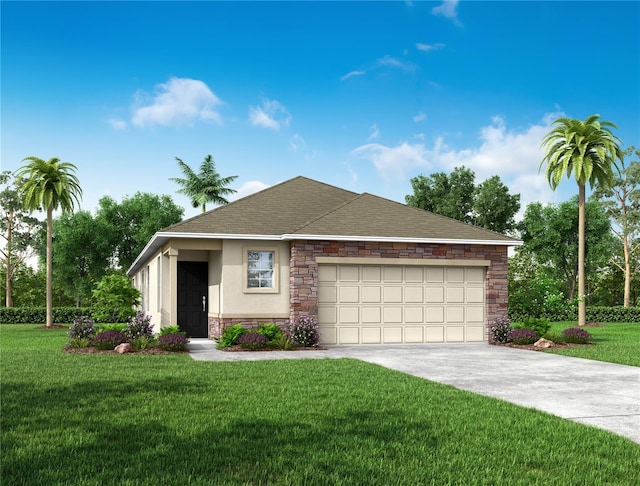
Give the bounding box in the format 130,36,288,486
2,0,639,221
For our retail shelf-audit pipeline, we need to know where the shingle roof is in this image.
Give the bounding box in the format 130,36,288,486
128,176,519,275
162,176,358,235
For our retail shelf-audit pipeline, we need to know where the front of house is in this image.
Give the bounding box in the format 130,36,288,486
127,176,520,344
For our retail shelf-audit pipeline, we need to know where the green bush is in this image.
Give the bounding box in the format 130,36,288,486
97,323,127,333
509,305,640,323
217,323,246,348
0,306,134,324
92,273,140,323
256,323,284,342
159,326,186,337
269,333,293,350
513,317,551,337
130,335,157,350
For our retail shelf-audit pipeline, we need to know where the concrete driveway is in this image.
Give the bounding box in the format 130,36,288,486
188,339,640,444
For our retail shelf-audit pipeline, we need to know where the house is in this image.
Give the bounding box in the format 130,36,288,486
127,176,521,344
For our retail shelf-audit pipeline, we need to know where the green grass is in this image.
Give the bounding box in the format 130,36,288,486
1,325,639,485
545,322,640,366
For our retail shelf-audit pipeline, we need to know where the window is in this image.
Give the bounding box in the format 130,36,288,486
244,247,279,293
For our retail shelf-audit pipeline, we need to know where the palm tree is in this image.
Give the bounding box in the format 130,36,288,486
15,157,82,328
170,155,238,213
540,114,622,326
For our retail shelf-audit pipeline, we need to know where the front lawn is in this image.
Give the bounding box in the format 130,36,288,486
1,325,639,485
545,322,640,366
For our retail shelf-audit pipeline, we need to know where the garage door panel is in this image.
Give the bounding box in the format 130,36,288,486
426,306,444,322
383,286,403,303
446,326,465,342
467,306,484,322
426,267,444,282
466,326,485,342
318,307,336,324
362,327,381,344
383,266,403,282
405,326,424,343
446,307,464,322
362,306,381,323
405,267,423,282
339,286,359,303
426,287,444,303
383,306,403,323
467,287,484,303
339,327,359,344
340,266,359,281
466,268,484,283
447,267,465,283
318,286,337,303
446,287,465,303
319,327,337,345
405,306,424,323
426,326,444,342
318,265,337,282
361,286,381,302
383,327,402,343
362,266,381,282
405,286,423,303
339,306,359,323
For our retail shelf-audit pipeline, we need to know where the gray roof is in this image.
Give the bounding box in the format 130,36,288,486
128,176,520,275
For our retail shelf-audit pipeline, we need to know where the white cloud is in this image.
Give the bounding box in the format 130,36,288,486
351,112,565,210
432,0,462,26
413,112,427,123
249,99,291,130
416,42,445,52
368,124,380,141
289,133,307,152
132,77,222,127
376,55,414,72
108,118,127,130
232,181,269,201
350,141,429,180
341,70,366,81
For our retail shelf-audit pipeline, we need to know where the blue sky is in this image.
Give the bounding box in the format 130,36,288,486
2,1,638,220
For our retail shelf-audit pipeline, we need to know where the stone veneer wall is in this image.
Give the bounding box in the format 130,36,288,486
208,317,290,340
289,240,509,338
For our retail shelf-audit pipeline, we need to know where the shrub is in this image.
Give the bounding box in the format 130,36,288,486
159,326,186,337
256,323,284,342
130,335,157,350
67,316,96,340
92,273,140,323
217,323,246,348
562,327,593,344
489,316,512,343
269,333,293,350
97,323,127,333
513,317,551,337
508,328,539,345
66,337,92,349
92,330,127,350
288,316,320,347
238,332,269,350
125,311,154,340
542,330,563,343
158,333,188,352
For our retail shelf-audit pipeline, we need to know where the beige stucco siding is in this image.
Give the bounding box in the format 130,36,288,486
219,239,290,317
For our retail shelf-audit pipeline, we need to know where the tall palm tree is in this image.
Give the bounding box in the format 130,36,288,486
15,157,82,328
540,114,622,326
170,155,238,213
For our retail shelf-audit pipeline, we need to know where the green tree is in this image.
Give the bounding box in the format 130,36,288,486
170,155,238,213
518,198,615,303
540,114,622,326
14,157,82,327
0,261,46,307
406,166,520,234
474,176,520,234
0,171,42,307
45,211,112,306
406,166,477,224
593,146,640,307
96,192,184,272
92,272,141,322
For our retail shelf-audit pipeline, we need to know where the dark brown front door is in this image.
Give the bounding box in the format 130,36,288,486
177,262,208,338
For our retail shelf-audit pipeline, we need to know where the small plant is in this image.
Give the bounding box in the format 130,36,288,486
257,323,284,342
217,323,246,348
125,311,154,341
67,316,96,340
92,330,127,350
288,316,320,347
238,332,269,350
66,337,92,349
562,327,592,344
542,330,563,343
159,326,186,337
130,335,157,350
514,317,551,337
489,316,512,343
508,328,539,345
97,323,127,333
158,333,188,352
269,333,293,350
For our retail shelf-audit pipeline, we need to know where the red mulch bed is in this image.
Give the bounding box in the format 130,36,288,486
220,345,326,352
63,347,186,355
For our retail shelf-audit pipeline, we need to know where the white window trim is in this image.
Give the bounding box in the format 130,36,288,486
243,246,279,294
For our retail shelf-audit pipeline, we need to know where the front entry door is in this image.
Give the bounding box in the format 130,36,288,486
177,262,208,338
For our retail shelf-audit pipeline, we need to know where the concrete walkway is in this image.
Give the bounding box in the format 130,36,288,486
188,339,640,444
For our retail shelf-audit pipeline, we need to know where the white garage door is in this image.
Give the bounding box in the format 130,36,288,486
318,264,486,345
